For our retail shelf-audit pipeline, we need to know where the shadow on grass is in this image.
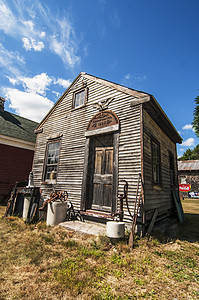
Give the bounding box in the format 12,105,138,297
177,213,199,243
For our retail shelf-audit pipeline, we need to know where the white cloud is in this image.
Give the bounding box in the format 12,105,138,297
124,74,130,80
0,43,25,76
22,20,35,32
3,72,72,121
50,36,80,68
0,0,81,68
122,73,147,85
40,31,46,38
0,1,16,35
22,37,44,52
4,87,54,122
182,124,194,131
19,73,52,96
52,91,61,98
181,138,195,147
49,15,80,67
6,76,19,85
54,78,71,88
6,73,71,94
0,1,45,42
133,74,147,82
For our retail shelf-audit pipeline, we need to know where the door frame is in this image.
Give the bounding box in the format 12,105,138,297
81,132,119,214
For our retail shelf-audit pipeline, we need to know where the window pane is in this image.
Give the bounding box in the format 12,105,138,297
44,141,60,180
152,143,159,163
153,164,158,182
75,90,85,107
46,166,57,179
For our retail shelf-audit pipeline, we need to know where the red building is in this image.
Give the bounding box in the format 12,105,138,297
0,97,38,203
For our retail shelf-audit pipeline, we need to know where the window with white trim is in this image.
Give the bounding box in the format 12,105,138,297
72,87,88,109
72,89,85,108
44,141,60,182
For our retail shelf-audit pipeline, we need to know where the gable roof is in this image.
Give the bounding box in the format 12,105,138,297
178,160,199,171
36,72,182,144
0,110,38,143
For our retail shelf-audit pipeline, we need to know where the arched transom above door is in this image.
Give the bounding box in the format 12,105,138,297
85,110,119,137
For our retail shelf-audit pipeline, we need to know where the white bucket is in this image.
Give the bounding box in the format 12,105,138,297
106,221,125,238
22,196,31,221
46,202,67,226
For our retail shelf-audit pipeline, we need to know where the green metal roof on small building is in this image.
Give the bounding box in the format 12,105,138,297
0,110,38,143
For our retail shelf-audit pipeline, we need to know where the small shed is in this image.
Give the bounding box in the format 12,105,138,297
178,160,199,198
0,97,38,203
32,73,182,232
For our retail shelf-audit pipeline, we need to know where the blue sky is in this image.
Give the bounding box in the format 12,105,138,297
0,0,199,156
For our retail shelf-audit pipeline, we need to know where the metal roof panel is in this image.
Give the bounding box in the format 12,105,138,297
178,160,199,171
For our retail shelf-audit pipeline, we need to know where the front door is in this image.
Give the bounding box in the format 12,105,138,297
81,133,119,213
92,146,113,212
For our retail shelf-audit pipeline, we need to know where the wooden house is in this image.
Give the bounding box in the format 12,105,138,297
32,73,182,232
0,97,38,203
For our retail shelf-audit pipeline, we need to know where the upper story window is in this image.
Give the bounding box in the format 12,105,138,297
151,137,161,184
75,90,85,108
72,87,88,109
44,140,60,182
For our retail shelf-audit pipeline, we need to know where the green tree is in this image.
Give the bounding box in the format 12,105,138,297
192,96,199,137
192,144,199,159
178,145,199,161
178,148,194,161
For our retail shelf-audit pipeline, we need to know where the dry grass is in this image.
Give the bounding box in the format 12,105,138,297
0,202,199,299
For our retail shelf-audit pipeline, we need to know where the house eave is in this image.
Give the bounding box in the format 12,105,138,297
0,134,35,151
143,96,182,144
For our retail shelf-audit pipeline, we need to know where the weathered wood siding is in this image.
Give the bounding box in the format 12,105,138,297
33,75,142,221
142,109,178,220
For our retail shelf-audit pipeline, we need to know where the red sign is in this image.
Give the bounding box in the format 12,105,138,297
179,184,191,192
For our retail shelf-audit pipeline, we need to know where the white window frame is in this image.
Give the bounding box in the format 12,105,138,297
43,140,60,183
72,87,88,109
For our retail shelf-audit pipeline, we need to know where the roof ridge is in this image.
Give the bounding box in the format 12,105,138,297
83,72,150,95
8,111,38,124
82,72,149,98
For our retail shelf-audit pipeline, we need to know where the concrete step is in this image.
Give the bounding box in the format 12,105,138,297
59,220,106,236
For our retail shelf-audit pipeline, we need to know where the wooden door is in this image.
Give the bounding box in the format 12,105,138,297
92,146,113,211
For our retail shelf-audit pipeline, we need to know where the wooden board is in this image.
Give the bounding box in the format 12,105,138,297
147,208,158,234
172,190,185,224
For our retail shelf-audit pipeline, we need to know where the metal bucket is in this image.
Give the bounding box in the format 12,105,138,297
46,202,67,226
106,221,125,238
